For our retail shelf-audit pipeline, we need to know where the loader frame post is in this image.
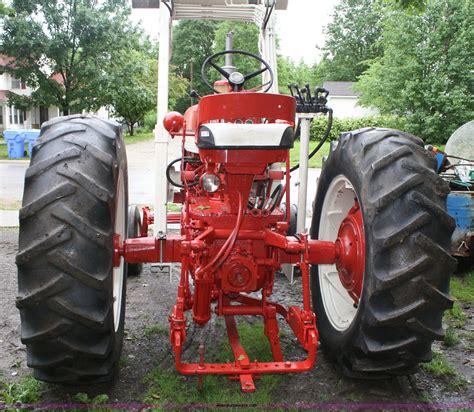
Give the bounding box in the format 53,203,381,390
296,114,316,233
154,4,172,237
283,113,317,283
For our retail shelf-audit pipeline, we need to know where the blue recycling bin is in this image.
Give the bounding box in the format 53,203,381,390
3,130,26,159
24,129,41,157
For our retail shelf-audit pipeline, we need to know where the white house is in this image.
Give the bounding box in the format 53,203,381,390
323,81,378,119
0,55,61,132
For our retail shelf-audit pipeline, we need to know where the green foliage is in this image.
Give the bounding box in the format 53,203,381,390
384,0,427,11
171,20,217,113
108,45,157,136
356,0,474,144
74,392,111,412
171,20,261,112
144,323,281,406
74,392,109,404
309,115,407,141
212,21,261,90
108,42,188,135
144,110,157,132
0,376,44,405
277,56,320,94
0,0,10,16
318,0,384,82
1,0,142,114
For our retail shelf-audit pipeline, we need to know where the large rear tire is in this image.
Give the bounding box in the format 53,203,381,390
16,114,128,383
311,128,457,378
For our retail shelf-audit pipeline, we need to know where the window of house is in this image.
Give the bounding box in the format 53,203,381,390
11,78,21,89
9,107,25,125
11,78,26,89
0,107,3,125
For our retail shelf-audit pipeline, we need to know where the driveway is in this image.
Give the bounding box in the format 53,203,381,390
0,138,321,227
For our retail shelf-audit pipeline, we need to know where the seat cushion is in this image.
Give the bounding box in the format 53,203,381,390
197,123,294,149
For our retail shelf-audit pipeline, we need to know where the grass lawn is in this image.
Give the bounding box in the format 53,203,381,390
123,130,154,145
450,269,474,302
0,139,29,161
144,323,283,406
290,140,330,169
0,129,153,161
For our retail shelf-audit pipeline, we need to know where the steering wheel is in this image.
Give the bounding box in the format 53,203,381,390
201,50,274,94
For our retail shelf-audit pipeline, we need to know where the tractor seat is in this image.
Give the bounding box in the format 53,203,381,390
197,123,294,150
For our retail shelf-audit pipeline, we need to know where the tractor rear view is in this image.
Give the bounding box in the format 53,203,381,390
15,1,456,393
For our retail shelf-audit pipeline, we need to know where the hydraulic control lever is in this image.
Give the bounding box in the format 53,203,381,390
289,83,330,114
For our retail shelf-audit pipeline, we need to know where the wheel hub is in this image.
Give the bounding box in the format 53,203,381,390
335,201,365,304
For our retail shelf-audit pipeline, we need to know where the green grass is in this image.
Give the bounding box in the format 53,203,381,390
144,323,282,408
144,324,168,338
445,302,468,329
443,328,460,347
421,351,469,390
450,271,474,303
443,273,473,330
167,203,182,212
0,376,44,406
0,139,29,161
421,351,457,378
290,141,330,169
0,199,22,211
72,392,112,412
0,128,152,160
124,130,154,145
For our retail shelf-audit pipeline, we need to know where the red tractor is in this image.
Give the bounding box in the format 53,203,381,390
16,50,456,392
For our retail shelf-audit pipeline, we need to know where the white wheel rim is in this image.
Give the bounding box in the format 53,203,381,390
113,170,126,332
318,175,363,331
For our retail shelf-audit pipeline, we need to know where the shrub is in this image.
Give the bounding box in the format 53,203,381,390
309,115,408,141
144,110,157,132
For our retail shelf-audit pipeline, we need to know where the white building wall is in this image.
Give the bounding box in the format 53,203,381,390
96,107,112,119
0,72,61,131
48,107,60,120
328,96,379,119
0,73,9,90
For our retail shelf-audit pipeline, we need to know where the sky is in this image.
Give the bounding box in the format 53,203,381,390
130,0,341,64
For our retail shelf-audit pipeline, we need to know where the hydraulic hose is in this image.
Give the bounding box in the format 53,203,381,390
166,157,200,188
289,108,333,173
198,192,244,274
264,184,283,213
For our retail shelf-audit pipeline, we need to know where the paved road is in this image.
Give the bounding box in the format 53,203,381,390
0,139,320,226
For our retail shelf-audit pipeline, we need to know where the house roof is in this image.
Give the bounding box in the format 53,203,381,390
323,81,360,97
51,72,65,86
0,90,8,101
0,54,15,69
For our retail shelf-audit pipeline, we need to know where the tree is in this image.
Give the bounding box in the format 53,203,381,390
170,20,261,112
356,0,473,144
277,56,319,94
1,0,141,115
318,0,384,82
0,0,11,16
212,21,260,88
108,44,189,135
384,0,427,11
171,20,217,113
